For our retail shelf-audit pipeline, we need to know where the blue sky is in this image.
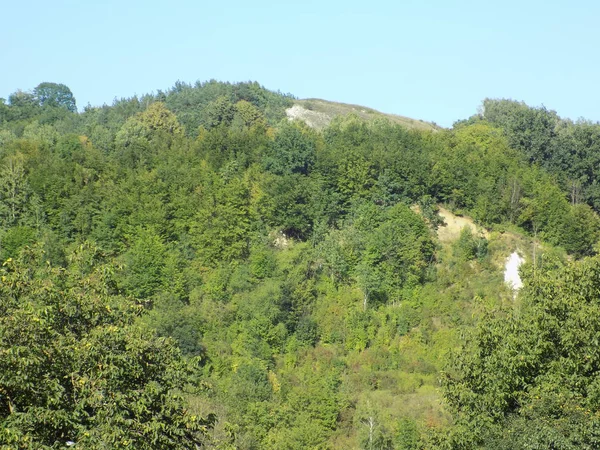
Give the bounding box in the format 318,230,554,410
2,0,598,127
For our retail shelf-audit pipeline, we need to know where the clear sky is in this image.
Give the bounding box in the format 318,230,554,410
2,0,598,127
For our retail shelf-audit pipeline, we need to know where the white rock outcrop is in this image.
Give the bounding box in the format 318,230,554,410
504,252,525,292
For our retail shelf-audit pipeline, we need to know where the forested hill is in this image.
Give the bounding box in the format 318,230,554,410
2,80,600,448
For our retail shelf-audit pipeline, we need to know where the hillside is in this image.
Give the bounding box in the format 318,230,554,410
287,98,440,131
1,80,600,448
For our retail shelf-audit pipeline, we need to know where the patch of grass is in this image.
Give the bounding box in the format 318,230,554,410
291,99,440,131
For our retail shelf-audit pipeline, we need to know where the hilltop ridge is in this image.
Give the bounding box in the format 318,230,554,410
286,98,440,131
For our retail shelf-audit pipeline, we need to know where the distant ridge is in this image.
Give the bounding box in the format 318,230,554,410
286,98,440,131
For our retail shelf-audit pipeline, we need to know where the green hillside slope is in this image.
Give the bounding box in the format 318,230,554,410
0,80,598,449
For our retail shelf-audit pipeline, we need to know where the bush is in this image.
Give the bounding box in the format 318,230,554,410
453,227,488,261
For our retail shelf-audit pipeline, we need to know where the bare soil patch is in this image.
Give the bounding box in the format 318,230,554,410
437,207,489,242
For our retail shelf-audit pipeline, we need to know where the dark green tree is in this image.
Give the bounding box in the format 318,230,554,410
264,121,317,176
561,203,600,257
33,82,77,112
482,98,558,164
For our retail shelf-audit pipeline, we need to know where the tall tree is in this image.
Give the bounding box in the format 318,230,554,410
33,82,77,112
264,121,317,176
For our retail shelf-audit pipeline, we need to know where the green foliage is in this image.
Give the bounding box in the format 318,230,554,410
323,202,434,309
7,90,40,121
395,417,420,450
204,96,236,129
264,121,317,176
482,98,600,217
482,98,559,163
3,79,600,448
0,245,213,448
1,225,37,260
0,152,32,227
249,244,277,279
441,256,600,448
164,80,293,135
120,227,167,299
115,102,183,168
33,82,77,113
453,227,488,261
23,121,60,145
190,175,253,265
259,173,316,238
234,100,267,129
368,203,435,292
143,292,205,357
264,357,343,449
355,401,394,450
561,203,600,257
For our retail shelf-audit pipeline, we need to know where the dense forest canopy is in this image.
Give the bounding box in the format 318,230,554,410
1,80,600,448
